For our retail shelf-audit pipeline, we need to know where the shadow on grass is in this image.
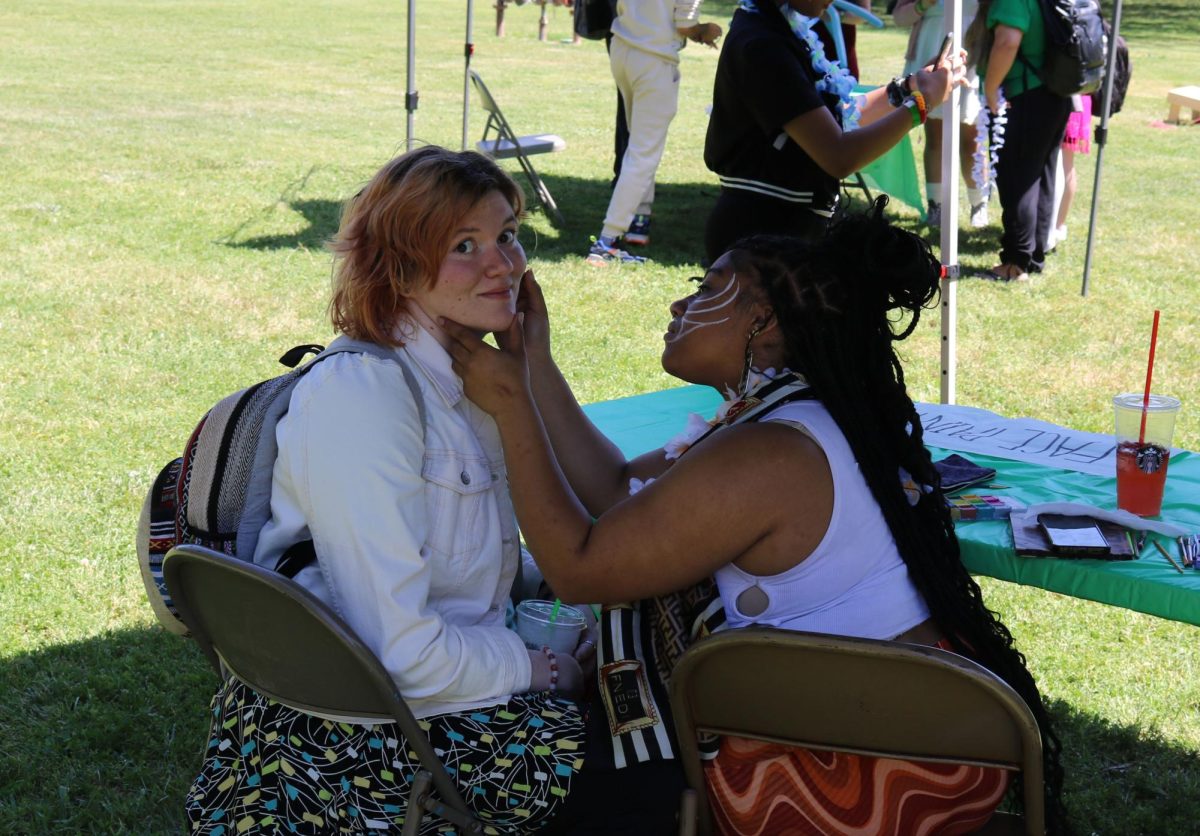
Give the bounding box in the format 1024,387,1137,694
218,170,948,270
1047,696,1200,834
2,627,1199,833
0,627,217,833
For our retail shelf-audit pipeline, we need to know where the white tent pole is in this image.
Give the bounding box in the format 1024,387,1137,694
463,0,476,150
1081,0,1123,296
939,0,963,405
405,0,417,150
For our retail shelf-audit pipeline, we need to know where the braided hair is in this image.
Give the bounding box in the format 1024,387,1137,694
727,198,1067,832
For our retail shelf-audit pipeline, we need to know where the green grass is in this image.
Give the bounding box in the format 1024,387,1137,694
1,0,1198,832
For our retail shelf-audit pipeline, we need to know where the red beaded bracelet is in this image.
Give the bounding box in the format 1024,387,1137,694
541,646,559,693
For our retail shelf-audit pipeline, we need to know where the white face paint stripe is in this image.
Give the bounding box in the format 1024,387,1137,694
666,272,740,342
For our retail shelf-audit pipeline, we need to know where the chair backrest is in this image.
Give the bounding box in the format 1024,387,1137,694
468,69,500,117
669,628,1044,834
162,543,473,819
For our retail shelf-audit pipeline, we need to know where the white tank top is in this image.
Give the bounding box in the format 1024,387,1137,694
713,399,930,640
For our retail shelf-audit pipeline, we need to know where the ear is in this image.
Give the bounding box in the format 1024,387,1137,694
753,307,778,337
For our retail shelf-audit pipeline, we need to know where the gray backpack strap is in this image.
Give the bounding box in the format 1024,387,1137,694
235,337,427,563
318,336,427,435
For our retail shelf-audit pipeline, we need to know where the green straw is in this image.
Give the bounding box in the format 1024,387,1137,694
549,598,562,624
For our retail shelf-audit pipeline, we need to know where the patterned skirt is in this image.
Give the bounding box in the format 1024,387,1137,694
185,679,586,835
704,736,1009,836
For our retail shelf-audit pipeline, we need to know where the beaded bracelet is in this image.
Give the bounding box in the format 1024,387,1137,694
912,90,928,124
541,646,559,693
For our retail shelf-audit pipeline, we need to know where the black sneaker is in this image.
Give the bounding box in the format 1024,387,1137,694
624,214,651,246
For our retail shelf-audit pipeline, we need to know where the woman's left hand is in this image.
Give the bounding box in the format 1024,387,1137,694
441,315,531,419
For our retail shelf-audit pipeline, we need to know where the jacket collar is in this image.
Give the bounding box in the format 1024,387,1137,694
394,317,464,409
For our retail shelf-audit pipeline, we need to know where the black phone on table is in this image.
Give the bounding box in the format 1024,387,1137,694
1038,514,1110,556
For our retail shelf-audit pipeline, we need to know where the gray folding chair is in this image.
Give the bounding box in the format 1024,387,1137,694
469,69,566,226
162,544,484,836
670,628,1044,836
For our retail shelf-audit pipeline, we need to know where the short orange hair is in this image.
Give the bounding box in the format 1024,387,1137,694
328,146,525,346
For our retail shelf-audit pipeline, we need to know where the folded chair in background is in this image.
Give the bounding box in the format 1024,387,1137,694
162,544,484,836
469,69,566,227
670,628,1044,836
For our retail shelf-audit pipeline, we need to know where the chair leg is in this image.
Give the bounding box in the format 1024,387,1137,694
678,788,698,836
516,154,565,227
401,770,433,836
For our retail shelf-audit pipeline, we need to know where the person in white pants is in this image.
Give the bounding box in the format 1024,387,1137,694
586,0,721,266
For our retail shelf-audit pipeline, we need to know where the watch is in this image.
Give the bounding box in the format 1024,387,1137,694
887,74,912,108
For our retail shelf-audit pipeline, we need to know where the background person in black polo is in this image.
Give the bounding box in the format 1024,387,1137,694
703,0,964,264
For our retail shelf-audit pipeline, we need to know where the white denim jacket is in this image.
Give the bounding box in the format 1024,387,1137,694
253,321,532,719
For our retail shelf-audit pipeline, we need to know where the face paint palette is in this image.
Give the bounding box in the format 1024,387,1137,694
946,494,1020,521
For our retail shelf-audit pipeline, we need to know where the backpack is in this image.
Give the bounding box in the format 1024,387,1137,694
574,0,616,40
136,336,425,635
1092,24,1131,117
1028,0,1107,97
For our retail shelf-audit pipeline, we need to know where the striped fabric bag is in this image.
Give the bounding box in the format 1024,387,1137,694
135,338,422,635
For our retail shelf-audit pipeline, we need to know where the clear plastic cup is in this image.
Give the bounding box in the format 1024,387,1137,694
514,600,585,654
1113,393,1181,516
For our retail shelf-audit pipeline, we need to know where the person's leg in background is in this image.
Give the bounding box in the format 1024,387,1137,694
922,118,944,227
993,87,1070,280
605,32,630,190
587,39,679,265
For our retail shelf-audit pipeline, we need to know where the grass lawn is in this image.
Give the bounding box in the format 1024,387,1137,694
1,0,1197,831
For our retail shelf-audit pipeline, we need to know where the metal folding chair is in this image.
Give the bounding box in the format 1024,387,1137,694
162,544,484,836
670,627,1044,836
469,69,566,226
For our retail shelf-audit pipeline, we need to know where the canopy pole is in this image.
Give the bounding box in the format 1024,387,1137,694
939,1,963,405
1081,0,1123,296
463,0,476,150
405,0,417,150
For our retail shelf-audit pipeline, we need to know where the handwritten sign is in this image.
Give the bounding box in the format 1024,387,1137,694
915,403,1120,477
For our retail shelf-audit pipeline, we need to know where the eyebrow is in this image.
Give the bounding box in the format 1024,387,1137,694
453,214,518,235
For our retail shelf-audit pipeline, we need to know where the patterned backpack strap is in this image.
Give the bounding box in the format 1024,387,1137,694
136,457,189,635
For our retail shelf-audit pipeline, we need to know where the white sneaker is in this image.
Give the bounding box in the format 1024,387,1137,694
970,202,989,228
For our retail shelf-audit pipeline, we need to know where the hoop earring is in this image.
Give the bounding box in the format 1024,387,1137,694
738,324,763,395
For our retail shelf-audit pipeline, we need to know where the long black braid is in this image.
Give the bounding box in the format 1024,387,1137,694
727,198,1067,833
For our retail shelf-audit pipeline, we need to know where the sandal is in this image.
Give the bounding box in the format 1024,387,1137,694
984,263,1029,283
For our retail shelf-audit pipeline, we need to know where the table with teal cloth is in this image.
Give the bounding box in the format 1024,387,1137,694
580,385,1200,627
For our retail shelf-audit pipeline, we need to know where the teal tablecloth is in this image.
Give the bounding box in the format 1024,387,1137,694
582,385,1200,626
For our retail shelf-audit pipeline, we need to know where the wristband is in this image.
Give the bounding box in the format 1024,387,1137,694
903,97,923,129
541,646,559,693
911,90,927,123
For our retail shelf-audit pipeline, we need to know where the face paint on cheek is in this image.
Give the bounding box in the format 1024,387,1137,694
667,273,741,342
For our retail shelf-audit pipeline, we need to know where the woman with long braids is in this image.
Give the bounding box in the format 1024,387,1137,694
443,198,1065,834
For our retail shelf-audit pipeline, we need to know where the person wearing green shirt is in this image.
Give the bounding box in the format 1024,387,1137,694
967,0,1072,282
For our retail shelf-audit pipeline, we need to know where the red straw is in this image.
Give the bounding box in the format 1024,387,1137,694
1138,310,1161,444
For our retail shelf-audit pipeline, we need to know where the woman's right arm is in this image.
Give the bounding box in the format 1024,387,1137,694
519,272,672,514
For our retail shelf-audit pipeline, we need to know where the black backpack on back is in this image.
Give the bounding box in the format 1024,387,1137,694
1030,0,1107,97
1093,24,1131,117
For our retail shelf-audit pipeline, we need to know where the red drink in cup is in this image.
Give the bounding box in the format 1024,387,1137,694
1113,393,1181,517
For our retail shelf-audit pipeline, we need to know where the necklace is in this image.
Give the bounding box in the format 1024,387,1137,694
737,0,861,130
972,89,1007,200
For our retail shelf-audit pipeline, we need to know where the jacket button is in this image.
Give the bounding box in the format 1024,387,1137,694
460,471,471,485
